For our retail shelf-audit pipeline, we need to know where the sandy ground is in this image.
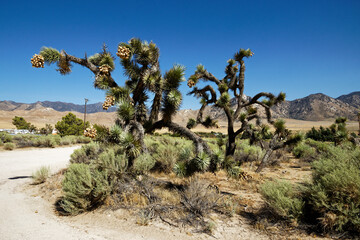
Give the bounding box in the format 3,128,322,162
0,146,270,240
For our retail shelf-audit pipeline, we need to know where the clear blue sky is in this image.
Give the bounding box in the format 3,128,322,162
1,0,359,109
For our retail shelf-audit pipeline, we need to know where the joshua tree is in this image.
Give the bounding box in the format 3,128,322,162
32,39,211,168
187,49,285,158
244,120,301,172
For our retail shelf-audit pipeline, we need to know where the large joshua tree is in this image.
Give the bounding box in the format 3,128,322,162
31,39,211,166
187,49,285,157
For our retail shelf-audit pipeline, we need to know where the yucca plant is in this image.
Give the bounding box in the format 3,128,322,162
187,49,286,159
33,38,212,169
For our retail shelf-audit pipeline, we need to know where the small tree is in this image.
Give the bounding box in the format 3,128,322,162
187,49,285,158
39,124,54,135
245,119,301,172
55,113,89,136
12,116,37,132
12,116,31,129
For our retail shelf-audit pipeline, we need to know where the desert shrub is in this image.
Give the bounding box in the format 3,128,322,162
70,142,103,164
181,177,222,217
60,163,111,215
91,148,127,180
226,165,243,179
59,136,75,145
75,135,92,144
306,126,335,142
4,142,15,150
32,166,50,184
234,139,264,163
152,142,180,173
260,180,305,220
292,142,317,161
0,132,13,143
13,134,36,148
133,153,155,175
305,147,360,232
33,135,58,148
0,140,3,146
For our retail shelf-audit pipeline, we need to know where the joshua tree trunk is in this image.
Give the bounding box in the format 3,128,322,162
146,120,213,156
255,148,273,173
226,131,236,157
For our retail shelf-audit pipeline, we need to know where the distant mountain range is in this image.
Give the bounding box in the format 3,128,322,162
0,100,116,113
1,91,359,121
177,91,360,121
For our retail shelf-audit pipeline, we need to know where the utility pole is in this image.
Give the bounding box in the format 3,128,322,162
358,111,360,136
84,98,89,131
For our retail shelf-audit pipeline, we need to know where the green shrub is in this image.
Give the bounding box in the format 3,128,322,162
70,142,103,164
306,147,360,232
75,136,91,144
32,166,50,184
92,148,127,179
234,140,264,163
4,142,15,150
292,142,317,161
0,140,3,146
133,153,155,175
34,135,58,148
152,143,180,173
226,166,243,179
60,163,111,215
0,132,13,143
260,180,304,220
13,134,36,148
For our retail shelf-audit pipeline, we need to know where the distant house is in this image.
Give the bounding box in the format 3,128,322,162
0,129,31,134
52,129,59,135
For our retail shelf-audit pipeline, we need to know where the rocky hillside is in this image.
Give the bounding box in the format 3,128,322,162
271,93,358,120
1,92,359,121
179,92,359,121
337,91,360,109
0,100,116,113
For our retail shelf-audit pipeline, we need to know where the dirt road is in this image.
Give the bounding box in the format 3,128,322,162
0,146,105,240
0,147,270,240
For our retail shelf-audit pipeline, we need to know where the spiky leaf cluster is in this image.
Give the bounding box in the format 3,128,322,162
39,47,60,64
216,92,230,107
187,118,197,129
234,48,254,62
117,100,135,124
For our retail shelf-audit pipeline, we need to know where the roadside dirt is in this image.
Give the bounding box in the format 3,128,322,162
0,147,270,240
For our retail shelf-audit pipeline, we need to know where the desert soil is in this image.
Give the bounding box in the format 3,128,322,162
0,146,272,240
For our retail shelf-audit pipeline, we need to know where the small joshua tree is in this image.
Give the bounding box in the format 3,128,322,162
32,39,211,168
187,49,285,158
244,119,301,172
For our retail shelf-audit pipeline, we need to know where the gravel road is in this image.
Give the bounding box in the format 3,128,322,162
0,147,269,240
0,146,105,240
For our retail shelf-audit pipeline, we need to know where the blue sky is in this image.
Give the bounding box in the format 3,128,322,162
0,0,359,109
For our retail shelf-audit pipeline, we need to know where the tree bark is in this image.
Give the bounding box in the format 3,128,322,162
145,120,213,156
255,149,273,173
